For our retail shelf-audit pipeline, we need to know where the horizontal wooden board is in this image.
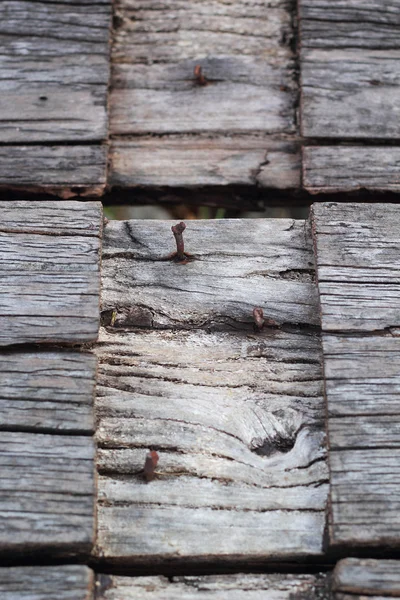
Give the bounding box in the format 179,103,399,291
110,0,299,189
0,432,95,557
303,146,400,194
312,202,400,549
97,573,329,599
0,0,110,143
0,146,107,198
333,558,400,597
110,137,300,189
102,219,318,329
0,565,93,600
0,201,101,346
300,0,400,50
0,351,96,434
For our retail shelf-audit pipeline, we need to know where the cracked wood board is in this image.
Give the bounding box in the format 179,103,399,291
95,218,328,566
96,573,330,599
0,201,102,346
0,565,93,600
0,351,96,434
299,0,400,139
333,558,400,599
109,0,300,189
0,431,95,558
312,202,400,548
303,146,400,194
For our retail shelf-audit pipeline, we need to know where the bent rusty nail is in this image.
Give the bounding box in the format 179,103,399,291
171,221,186,260
253,307,265,332
144,450,159,483
194,64,207,86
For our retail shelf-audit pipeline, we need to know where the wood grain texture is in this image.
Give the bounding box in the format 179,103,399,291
0,351,96,434
110,0,300,189
110,138,300,189
0,565,93,600
299,1,400,139
101,219,318,329
0,146,108,198
0,431,95,557
95,218,327,566
312,202,400,549
303,146,400,194
97,573,330,599
333,558,400,598
0,201,102,346
0,0,110,143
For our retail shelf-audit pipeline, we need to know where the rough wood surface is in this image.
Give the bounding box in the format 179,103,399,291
97,573,330,599
312,202,400,549
0,351,96,434
299,1,400,139
0,565,93,600
110,0,300,189
0,0,110,143
333,558,400,598
303,146,400,194
95,218,327,566
0,146,108,198
0,201,102,346
0,431,95,557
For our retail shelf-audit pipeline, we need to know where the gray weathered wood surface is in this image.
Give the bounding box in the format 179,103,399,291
312,202,400,548
303,146,400,194
0,431,95,557
0,351,96,434
0,565,93,600
333,558,400,599
299,0,400,140
0,201,102,346
109,0,300,189
95,218,328,566
97,573,330,599
0,146,108,198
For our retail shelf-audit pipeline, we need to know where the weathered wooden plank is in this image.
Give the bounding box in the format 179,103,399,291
303,146,400,194
95,218,327,565
0,0,110,143
0,565,93,600
0,146,108,198
0,431,95,557
299,1,400,139
0,351,96,434
110,138,300,189
96,573,330,599
312,202,400,549
333,558,400,598
101,219,318,328
0,201,102,346
110,0,299,189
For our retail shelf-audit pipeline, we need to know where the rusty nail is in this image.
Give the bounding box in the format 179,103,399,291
144,450,159,482
171,221,186,260
194,64,207,86
253,307,265,332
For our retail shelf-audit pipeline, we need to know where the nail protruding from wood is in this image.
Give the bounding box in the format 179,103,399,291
253,307,265,332
194,64,207,86
144,450,159,483
171,221,186,260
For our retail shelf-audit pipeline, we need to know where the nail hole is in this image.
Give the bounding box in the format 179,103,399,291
39,96,48,101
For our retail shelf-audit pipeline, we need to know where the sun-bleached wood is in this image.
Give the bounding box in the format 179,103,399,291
0,201,102,346
312,202,400,549
303,146,400,194
0,565,93,600
96,573,330,599
0,351,96,434
0,432,95,557
333,558,400,598
110,0,299,189
95,218,327,566
0,146,108,198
